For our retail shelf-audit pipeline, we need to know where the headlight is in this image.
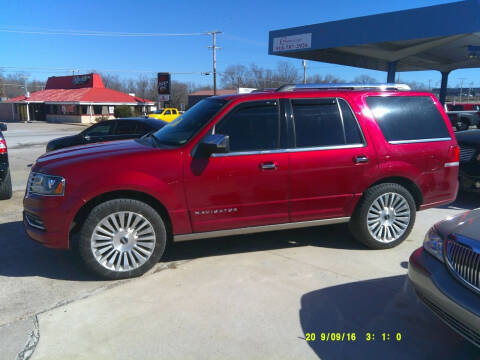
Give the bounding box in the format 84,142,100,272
28,172,65,196
423,227,444,263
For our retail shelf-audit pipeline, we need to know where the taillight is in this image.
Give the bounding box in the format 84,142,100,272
449,145,460,162
0,139,6,154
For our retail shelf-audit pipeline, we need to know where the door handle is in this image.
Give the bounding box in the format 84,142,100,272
354,155,369,164
260,162,278,170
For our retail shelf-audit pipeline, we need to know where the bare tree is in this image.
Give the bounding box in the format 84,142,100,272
353,75,378,84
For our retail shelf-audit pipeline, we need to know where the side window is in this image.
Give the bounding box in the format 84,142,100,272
215,102,279,152
116,121,138,135
164,110,171,115
292,99,344,148
366,96,451,142
84,122,113,137
172,109,178,115
338,99,364,145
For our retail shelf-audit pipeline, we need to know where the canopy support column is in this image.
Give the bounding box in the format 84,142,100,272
439,71,450,105
387,61,397,83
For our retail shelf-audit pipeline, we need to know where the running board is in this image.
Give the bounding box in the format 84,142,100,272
174,217,351,242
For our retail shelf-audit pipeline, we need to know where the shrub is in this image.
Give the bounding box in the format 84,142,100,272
114,105,133,118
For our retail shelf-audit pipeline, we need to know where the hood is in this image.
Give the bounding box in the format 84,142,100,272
455,130,480,147
437,208,480,242
36,139,151,169
48,134,80,144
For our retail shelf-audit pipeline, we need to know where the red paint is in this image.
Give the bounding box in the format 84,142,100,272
24,90,459,249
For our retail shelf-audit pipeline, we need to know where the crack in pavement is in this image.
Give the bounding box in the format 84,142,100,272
15,316,39,360
1,260,187,360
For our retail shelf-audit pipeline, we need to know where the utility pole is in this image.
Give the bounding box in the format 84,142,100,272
459,78,466,102
208,31,221,95
302,60,307,84
24,77,30,123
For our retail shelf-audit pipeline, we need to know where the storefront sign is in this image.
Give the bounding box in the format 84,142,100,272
272,33,312,52
158,73,171,95
72,75,91,85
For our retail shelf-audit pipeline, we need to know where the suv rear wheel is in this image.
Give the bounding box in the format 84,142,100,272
78,199,167,279
349,183,416,249
0,170,12,200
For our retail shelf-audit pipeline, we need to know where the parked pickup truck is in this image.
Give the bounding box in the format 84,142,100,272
445,103,480,131
148,108,180,123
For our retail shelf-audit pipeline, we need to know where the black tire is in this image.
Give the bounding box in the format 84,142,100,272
455,118,469,131
0,170,13,200
78,199,167,280
349,183,416,249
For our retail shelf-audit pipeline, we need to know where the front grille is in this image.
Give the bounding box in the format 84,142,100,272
445,237,480,294
416,291,480,347
459,146,476,162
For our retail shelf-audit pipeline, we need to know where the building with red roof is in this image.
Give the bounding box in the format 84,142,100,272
3,73,155,123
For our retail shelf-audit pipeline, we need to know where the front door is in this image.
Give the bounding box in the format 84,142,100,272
288,97,377,222
183,100,289,233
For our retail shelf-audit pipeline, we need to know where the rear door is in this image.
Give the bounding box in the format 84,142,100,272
183,99,290,233
288,97,377,222
112,120,141,140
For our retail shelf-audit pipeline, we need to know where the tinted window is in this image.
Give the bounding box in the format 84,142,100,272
215,102,279,152
164,110,171,115
292,99,344,148
153,99,226,146
366,96,450,142
116,121,138,135
84,122,113,137
339,99,364,145
172,110,178,115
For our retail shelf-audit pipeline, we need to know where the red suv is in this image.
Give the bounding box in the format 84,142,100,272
23,84,460,279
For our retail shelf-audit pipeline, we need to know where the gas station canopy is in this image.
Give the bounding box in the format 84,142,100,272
268,0,480,103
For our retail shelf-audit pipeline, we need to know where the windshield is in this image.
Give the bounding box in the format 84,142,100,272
152,98,227,146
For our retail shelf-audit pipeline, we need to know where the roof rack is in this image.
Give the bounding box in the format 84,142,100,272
275,83,411,92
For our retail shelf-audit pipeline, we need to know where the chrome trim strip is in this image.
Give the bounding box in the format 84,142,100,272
445,162,460,167
212,144,365,157
174,217,351,242
388,138,451,145
24,213,46,231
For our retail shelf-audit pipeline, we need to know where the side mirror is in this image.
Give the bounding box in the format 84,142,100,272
0,123,7,132
198,134,230,156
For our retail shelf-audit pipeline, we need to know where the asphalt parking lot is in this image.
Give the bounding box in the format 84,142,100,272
1,123,479,359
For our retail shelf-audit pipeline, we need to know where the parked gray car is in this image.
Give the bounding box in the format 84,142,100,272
409,210,480,347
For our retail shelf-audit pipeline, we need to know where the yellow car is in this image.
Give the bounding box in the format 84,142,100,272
148,108,180,123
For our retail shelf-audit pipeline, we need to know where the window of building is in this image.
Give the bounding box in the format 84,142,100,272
215,102,279,152
93,105,102,115
366,96,450,142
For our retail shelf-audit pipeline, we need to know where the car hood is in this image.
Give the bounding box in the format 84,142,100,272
437,208,480,241
455,130,480,147
36,139,152,168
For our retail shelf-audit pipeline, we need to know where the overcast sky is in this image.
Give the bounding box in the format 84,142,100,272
0,0,476,88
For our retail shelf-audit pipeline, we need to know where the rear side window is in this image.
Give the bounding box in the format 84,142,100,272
366,96,450,143
292,98,364,148
215,102,279,152
116,121,138,135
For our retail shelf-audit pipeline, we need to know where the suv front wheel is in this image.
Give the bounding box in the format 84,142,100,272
78,199,167,279
349,183,416,249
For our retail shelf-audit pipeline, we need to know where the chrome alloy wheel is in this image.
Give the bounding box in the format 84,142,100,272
91,212,156,272
366,192,411,243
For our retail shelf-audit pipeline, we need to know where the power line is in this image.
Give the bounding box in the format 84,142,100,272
0,27,210,37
